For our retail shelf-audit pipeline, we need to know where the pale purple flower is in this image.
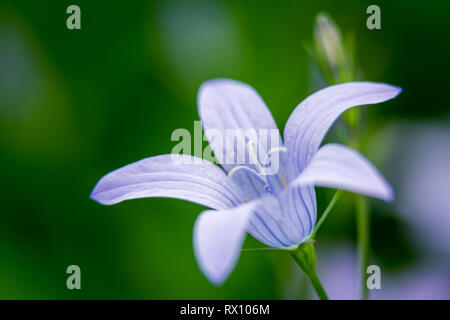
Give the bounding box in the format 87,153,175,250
394,123,450,254
90,79,401,284
316,245,450,300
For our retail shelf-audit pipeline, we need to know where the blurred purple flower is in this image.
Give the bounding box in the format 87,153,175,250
90,79,400,284
394,124,450,254
317,245,450,300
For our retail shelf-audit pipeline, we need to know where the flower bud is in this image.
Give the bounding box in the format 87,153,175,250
314,13,343,70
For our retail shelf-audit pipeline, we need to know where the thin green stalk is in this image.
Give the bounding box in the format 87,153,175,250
356,195,370,300
309,189,343,239
349,120,370,300
290,241,329,300
240,248,283,252
306,270,329,300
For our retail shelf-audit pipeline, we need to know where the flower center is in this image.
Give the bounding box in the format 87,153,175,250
227,141,287,195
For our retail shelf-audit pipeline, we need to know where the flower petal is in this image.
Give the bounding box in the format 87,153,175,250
293,143,393,201
198,79,282,167
193,203,254,285
246,185,316,247
198,79,283,199
90,154,243,210
284,82,401,171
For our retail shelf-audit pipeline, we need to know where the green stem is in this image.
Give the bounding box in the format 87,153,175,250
305,269,329,300
309,189,343,239
356,195,370,300
290,242,329,300
349,118,370,300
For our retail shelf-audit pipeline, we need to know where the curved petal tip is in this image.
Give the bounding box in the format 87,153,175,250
193,204,254,285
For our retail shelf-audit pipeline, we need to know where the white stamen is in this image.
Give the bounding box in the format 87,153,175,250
247,141,265,176
263,146,287,165
228,165,266,184
227,141,285,196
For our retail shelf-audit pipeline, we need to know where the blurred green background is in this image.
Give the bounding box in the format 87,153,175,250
1,0,449,299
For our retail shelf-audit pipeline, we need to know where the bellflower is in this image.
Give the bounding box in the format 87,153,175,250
90,79,401,285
